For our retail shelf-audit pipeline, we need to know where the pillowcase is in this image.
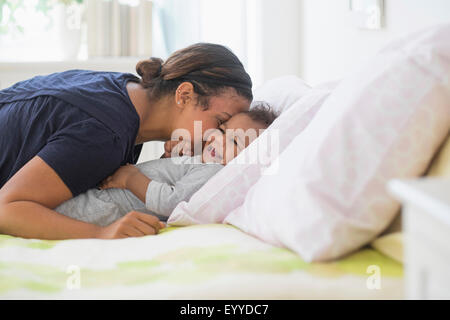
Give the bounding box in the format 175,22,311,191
224,24,450,262
167,82,332,226
251,75,312,114
377,133,450,236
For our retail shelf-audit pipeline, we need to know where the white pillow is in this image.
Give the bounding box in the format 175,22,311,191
167,78,332,226
251,75,312,114
224,24,450,262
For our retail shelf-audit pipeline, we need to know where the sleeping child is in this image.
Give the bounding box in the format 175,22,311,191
54,103,278,227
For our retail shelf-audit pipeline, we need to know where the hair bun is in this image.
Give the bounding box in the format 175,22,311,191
136,57,164,83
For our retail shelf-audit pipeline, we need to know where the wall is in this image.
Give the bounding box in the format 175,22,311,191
258,0,303,84
300,0,450,85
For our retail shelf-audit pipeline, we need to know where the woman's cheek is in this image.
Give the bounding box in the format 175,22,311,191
202,118,217,132
189,119,212,145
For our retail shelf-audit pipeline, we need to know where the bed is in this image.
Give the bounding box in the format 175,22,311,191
0,223,402,299
1,123,448,301
2,130,448,300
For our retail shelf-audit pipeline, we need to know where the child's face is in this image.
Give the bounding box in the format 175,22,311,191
202,113,266,165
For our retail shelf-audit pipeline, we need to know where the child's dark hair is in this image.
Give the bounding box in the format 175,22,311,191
243,102,278,128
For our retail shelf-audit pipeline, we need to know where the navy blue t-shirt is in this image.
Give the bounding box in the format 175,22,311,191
0,70,143,197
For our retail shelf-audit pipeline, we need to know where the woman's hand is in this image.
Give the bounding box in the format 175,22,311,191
99,164,140,190
95,211,166,239
161,140,193,158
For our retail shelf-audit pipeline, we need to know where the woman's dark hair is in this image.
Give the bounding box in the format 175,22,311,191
244,102,279,128
136,43,253,108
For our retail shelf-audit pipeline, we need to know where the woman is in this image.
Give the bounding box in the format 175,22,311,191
0,43,252,240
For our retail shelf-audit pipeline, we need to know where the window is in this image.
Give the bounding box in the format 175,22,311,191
0,0,85,61
0,0,154,61
153,0,262,86
1,0,262,85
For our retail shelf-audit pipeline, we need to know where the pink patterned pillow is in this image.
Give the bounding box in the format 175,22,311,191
167,83,333,226
224,24,450,262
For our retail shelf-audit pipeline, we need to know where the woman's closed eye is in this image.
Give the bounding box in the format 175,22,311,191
217,118,225,127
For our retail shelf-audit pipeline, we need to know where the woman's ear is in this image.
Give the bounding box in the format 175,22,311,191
175,82,195,108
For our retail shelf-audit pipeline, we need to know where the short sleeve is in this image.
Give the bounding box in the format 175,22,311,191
38,117,123,197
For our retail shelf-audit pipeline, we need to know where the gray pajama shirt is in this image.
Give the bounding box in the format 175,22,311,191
55,155,223,226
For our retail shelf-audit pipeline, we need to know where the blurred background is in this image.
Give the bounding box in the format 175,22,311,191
1,0,449,161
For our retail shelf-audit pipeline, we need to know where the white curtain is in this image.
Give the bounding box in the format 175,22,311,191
86,0,153,57
152,0,260,84
152,0,202,57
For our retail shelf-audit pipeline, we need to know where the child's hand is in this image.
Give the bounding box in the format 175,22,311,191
99,164,140,190
161,140,193,158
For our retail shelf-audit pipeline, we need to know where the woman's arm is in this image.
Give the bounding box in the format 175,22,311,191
0,156,163,239
99,164,151,203
126,172,151,203
0,156,100,239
